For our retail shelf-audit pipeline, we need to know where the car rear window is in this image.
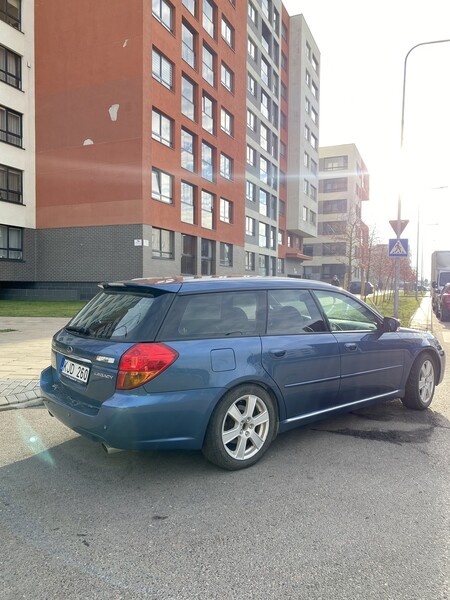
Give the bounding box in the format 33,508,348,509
65,290,174,342
158,291,265,339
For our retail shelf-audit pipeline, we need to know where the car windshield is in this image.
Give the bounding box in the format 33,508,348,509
66,290,173,342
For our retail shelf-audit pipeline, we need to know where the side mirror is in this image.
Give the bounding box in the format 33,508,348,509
432,281,437,289
382,316,400,332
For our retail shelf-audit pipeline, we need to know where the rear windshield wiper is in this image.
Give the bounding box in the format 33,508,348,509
65,325,91,335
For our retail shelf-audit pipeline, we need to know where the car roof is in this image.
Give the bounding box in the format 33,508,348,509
100,276,339,294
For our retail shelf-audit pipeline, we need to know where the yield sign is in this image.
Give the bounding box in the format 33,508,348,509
389,219,409,236
389,238,408,257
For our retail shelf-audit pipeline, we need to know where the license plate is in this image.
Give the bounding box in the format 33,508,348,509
61,358,90,384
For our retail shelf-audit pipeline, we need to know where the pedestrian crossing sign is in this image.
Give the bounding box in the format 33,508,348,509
389,238,408,257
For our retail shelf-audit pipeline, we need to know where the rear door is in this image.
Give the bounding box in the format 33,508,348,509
261,289,341,420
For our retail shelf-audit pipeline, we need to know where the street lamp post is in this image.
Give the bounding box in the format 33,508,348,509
394,38,450,318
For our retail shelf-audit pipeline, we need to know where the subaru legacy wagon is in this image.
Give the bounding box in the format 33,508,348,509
40,277,445,470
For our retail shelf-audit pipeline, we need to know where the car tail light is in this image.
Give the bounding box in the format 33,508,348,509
117,343,179,390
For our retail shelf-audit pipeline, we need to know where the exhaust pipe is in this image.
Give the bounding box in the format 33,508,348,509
101,443,124,455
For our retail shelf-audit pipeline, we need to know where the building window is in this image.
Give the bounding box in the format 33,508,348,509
201,238,215,275
305,97,310,114
310,184,317,201
261,57,270,87
181,181,195,224
0,164,22,203
202,94,215,134
201,191,214,229
261,0,269,18
181,75,195,120
0,0,20,29
221,63,233,92
247,38,256,61
220,153,232,179
320,177,348,193
202,0,215,38
310,210,317,226
260,123,269,151
202,45,215,86
0,224,22,259
281,22,288,41
259,254,269,276
246,216,255,236
152,109,173,147
281,82,287,100
246,180,255,202
277,258,284,274
311,159,318,174
220,197,232,223
311,132,318,150
261,91,270,119
201,142,214,181
152,227,174,259
259,189,268,216
152,49,173,90
280,141,286,158
0,105,21,147
221,18,234,48
245,251,255,271
0,45,21,89
220,108,233,135
321,199,348,214
312,82,319,99
181,234,196,274
220,242,233,267
259,222,268,248
303,179,309,194
279,199,285,216
181,128,195,171
312,54,319,73
246,145,255,166
247,109,256,131
306,42,311,60
248,2,256,24
152,0,173,31
152,168,173,203
182,22,196,68
278,231,284,245
259,157,269,184
247,74,256,96
321,155,349,171
182,0,196,16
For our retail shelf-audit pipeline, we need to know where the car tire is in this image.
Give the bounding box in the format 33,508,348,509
401,352,436,411
202,385,278,470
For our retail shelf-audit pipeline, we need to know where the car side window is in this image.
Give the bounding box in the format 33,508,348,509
267,289,326,334
314,290,379,332
159,291,264,339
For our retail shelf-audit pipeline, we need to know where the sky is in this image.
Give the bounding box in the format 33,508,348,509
283,0,450,278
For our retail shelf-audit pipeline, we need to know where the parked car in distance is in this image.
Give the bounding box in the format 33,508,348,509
437,282,450,321
40,276,445,470
349,281,374,295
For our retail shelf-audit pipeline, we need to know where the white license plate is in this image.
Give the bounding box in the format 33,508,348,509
61,358,90,384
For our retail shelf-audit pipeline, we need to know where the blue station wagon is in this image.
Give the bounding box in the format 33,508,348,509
40,277,445,470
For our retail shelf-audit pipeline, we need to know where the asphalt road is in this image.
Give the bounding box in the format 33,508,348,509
1,319,450,600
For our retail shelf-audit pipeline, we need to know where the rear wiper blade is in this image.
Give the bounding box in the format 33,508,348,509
65,325,91,335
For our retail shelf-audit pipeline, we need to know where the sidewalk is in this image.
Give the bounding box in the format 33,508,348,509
0,317,68,410
0,295,434,409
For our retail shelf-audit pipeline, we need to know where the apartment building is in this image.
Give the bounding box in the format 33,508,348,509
303,143,370,286
1,0,36,280
1,0,320,299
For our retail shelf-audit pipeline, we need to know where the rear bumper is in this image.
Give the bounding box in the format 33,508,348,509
40,366,222,450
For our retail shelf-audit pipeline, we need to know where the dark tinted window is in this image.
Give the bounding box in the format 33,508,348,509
159,291,265,339
267,289,326,334
66,290,173,342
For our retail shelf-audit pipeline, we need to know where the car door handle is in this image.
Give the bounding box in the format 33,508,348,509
269,350,286,358
344,343,358,352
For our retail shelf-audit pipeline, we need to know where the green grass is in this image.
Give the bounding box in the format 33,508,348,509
366,293,422,326
0,300,87,318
